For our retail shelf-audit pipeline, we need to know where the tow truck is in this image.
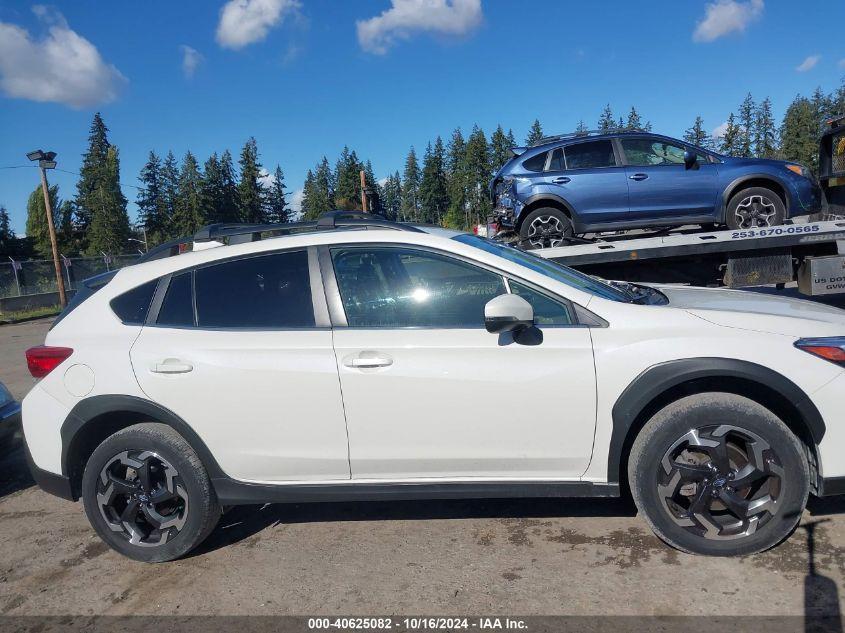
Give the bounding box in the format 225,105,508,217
492,115,845,297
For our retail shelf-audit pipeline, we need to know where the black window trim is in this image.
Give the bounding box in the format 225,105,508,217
144,245,331,331
319,242,595,330
560,138,620,171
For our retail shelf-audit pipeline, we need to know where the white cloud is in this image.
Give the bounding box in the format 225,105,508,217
356,0,483,55
290,188,304,213
693,0,763,43
258,167,275,189
712,121,729,139
216,0,301,50
0,6,126,108
180,45,203,78
796,54,820,72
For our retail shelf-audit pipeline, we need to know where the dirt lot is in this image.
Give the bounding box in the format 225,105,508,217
1,315,845,618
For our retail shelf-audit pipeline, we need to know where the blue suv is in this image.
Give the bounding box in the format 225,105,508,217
491,130,821,249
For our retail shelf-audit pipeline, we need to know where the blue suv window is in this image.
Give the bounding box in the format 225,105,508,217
564,140,616,169
522,152,548,172
621,137,707,166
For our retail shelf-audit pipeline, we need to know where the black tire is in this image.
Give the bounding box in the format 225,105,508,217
518,207,574,250
628,393,809,556
725,187,786,230
82,423,221,562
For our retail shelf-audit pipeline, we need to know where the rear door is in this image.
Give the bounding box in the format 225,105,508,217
619,136,719,221
542,139,630,227
129,248,351,483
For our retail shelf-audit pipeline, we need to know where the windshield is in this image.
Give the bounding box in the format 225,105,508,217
452,234,630,302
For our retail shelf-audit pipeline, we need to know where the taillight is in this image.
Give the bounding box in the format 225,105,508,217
794,337,845,367
26,346,74,378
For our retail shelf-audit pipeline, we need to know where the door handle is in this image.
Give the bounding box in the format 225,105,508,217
551,176,571,184
629,173,649,181
150,358,194,374
344,354,393,369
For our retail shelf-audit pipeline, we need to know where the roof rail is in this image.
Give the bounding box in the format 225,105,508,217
136,211,422,264
531,127,648,146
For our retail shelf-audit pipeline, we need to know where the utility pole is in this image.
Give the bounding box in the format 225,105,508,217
359,170,368,212
26,150,66,308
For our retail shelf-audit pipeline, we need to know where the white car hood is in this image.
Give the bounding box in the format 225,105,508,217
655,285,845,337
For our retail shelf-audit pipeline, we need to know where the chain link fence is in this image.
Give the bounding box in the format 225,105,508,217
1,254,141,299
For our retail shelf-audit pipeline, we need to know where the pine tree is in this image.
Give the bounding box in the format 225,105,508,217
626,107,643,130
490,125,512,171
237,138,265,223
753,97,777,158
57,199,79,252
362,160,382,214
780,95,819,172
137,151,169,246
401,146,421,221
419,137,449,224
171,152,204,237
26,184,60,257
199,153,225,225
381,171,402,221
160,151,179,238
445,128,469,228
738,93,755,157
267,165,289,223
334,146,362,209
575,120,589,135
684,116,711,149
302,157,335,220
87,146,130,255
598,104,615,131
75,113,111,236
0,205,15,256
218,150,240,223
525,119,544,145
464,125,492,227
720,113,741,156
300,169,317,220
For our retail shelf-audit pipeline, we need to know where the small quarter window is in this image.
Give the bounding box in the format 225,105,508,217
509,280,573,325
110,279,158,325
522,151,548,172
157,272,195,327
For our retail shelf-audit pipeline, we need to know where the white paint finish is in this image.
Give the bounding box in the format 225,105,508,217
62,364,94,397
129,327,350,482
333,327,596,479
21,385,70,472
810,372,845,477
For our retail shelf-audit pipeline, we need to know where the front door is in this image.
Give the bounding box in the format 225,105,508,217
327,245,597,480
130,249,350,483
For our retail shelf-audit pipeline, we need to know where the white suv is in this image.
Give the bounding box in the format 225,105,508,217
22,212,845,562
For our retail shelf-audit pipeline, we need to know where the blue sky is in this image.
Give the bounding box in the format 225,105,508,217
0,0,843,235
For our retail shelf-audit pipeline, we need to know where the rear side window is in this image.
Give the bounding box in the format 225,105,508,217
522,151,548,172
564,140,616,169
194,251,314,328
110,279,158,325
547,148,564,171
157,272,194,327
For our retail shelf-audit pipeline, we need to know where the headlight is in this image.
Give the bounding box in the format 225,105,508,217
794,337,845,367
786,164,812,179
0,383,11,408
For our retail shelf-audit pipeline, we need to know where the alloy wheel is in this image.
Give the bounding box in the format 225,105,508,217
96,450,189,547
657,425,783,540
734,195,777,228
526,215,567,248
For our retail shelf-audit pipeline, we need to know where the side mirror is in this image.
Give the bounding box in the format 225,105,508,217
484,294,534,334
683,150,699,170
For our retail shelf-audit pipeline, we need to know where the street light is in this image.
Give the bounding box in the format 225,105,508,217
26,149,66,307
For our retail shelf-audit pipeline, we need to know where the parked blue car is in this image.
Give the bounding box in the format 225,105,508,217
490,129,821,249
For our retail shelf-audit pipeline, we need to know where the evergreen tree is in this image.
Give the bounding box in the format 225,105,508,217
171,152,204,236
57,199,79,253
626,107,644,130
598,104,615,131
136,151,168,246
684,116,711,149
575,120,589,135
26,184,60,257
267,165,289,223
780,95,819,172
720,113,741,156
362,160,382,214
738,93,755,157
238,137,265,223
75,113,110,236
160,151,179,238
445,127,469,228
506,128,516,150
381,171,402,221
199,153,226,225
334,146,362,209
87,146,130,255
419,137,449,224
464,125,492,227
490,125,512,171
525,119,544,145
218,150,240,223
753,97,777,158
300,169,317,220
0,205,15,256
302,157,335,220
811,87,833,132
401,146,421,221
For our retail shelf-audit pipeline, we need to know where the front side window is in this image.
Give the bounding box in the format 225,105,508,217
332,247,506,328
194,251,314,328
563,140,616,169
621,137,705,166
